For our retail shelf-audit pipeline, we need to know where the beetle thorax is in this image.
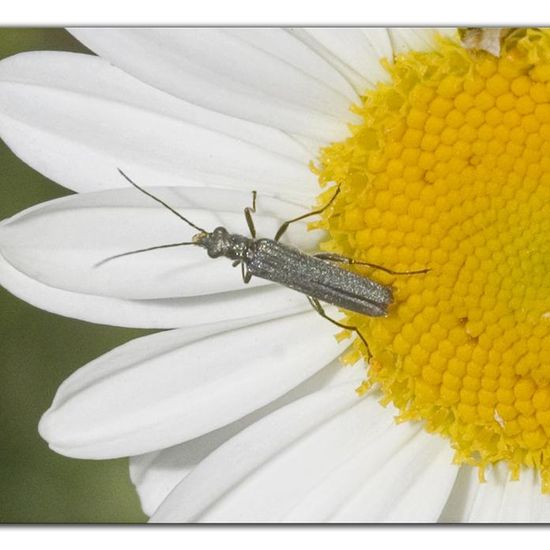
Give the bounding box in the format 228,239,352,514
195,227,252,260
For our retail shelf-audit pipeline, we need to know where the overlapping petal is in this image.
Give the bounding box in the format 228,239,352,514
39,310,349,459
150,382,372,522
440,465,550,523
131,360,365,516
288,28,393,93
150,382,456,523
69,28,362,142
317,427,457,522
0,51,316,196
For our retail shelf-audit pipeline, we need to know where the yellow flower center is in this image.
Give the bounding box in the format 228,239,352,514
316,28,550,491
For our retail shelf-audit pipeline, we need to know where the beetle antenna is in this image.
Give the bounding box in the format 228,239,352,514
94,241,196,268
117,169,207,233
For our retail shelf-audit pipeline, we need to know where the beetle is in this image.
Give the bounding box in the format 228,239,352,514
98,169,429,356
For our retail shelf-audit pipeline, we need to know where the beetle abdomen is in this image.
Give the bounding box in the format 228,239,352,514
247,239,393,317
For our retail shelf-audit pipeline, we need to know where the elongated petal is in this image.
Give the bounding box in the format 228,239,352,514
389,28,458,54
69,28,360,142
439,464,550,523
289,28,393,93
0,51,316,195
0,186,323,300
39,311,348,459
151,382,454,523
323,430,457,522
150,383,376,522
0,251,309,328
131,360,365,516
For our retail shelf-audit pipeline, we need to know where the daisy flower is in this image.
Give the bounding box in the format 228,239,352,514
0,27,550,523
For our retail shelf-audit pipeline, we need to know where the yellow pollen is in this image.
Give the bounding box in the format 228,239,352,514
315,28,550,491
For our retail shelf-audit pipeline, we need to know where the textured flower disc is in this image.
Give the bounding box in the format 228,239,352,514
316,28,550,491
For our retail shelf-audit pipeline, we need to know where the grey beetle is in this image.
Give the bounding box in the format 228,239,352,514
98,169,429,355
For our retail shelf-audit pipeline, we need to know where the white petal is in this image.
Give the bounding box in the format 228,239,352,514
291,28,393,93
150,383,377,522
69,28,360,141
0,186,323,300
39,311,348,459
440,464,550,523
151,379,456,523
325,429,457,522
0,51,316,195
389,28,459,54
131,359,365,517
0,250,308,329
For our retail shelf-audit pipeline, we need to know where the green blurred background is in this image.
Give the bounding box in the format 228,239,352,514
0,29,147,523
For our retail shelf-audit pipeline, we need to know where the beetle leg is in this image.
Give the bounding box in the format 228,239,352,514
274,185,340,242
306,296,372,360
314,252,430,276
240,260,253,284
244,190,257,238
